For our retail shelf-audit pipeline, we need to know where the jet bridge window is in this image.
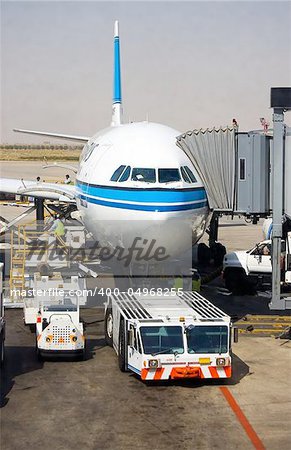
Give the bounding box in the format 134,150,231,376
181,166,197,183
132,168,156,183
158,168,181,183
239,158,246,181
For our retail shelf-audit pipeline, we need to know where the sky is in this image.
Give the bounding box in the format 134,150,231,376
1,0,291,143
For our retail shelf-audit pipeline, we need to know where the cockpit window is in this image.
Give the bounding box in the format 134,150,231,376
181,166,197,183
80,142,98,163
184,166,197,183
110,165,126,181
119,166,131,182
132,168,156,183
181,167,190,183
158,169,181,183
110,165,131,182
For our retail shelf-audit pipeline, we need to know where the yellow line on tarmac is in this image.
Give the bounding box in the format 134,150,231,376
244,315,291,321
238,329,283,334
236,322,291,328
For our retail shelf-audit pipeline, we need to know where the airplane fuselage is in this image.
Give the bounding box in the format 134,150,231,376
76,121,210,257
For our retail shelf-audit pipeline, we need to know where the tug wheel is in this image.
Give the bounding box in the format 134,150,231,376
105,308,113,347
118,318,126,372
0,333,4,365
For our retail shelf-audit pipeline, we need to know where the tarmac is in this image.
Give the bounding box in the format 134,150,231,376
1,308,290,450
1,162,291,449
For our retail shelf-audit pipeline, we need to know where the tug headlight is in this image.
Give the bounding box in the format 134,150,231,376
46,337,51,343
148,359,159,368
72,336,77,342
216,357,226,366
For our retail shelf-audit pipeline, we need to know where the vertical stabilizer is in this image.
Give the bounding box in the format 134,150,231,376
111,20,123,126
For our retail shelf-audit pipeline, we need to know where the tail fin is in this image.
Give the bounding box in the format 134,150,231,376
111,20,123,126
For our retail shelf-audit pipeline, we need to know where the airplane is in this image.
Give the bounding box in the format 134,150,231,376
0,21,210,262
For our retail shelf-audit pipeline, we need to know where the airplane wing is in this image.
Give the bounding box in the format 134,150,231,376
0,178,76,203
13,128,89,143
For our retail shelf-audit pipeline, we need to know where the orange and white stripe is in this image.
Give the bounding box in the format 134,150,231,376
141,365,231,381
200,366,231,378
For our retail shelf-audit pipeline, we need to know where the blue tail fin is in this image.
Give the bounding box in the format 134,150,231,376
111,20,122,126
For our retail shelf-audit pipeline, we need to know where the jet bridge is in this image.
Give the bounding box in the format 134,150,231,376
176,126,271,218
177,87,291,310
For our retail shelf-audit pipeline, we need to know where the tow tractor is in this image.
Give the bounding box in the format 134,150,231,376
104,291,237,381
23,273,86,359
36,294,85,360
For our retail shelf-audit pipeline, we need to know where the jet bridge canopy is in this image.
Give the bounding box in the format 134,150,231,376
176,127,271,216
177,127,235,211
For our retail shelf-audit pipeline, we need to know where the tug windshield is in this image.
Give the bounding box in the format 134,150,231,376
186,326,228,354
140,326,184,355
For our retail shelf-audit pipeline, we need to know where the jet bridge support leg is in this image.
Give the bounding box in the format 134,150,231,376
208,212,219,247
270,109,285,310
207,212,226,266
35,198,44,223
269,87,291,310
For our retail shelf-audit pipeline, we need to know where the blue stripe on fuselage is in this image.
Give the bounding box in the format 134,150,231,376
79,194,208,212
76,181,207,204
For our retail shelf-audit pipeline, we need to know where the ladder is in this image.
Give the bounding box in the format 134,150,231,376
9,229,26,300
9,223,70,301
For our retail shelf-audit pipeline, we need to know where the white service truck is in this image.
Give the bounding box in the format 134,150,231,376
222,235,290,293
104,291,237,381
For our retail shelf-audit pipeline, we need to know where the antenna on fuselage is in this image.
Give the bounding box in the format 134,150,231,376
111,20,123,126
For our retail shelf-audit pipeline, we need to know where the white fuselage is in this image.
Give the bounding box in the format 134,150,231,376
76,121,210,257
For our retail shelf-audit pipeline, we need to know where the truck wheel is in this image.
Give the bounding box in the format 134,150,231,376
29,324,36,333
118,319,126,372
0,333,4,365
104,308,113,347
225,270,245,295
36,348,43,361
35,340,43,361
78,347,86,361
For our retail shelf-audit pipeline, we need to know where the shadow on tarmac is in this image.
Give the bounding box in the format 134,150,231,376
0,337,104,408
203,283,291,319
0,345,43,408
